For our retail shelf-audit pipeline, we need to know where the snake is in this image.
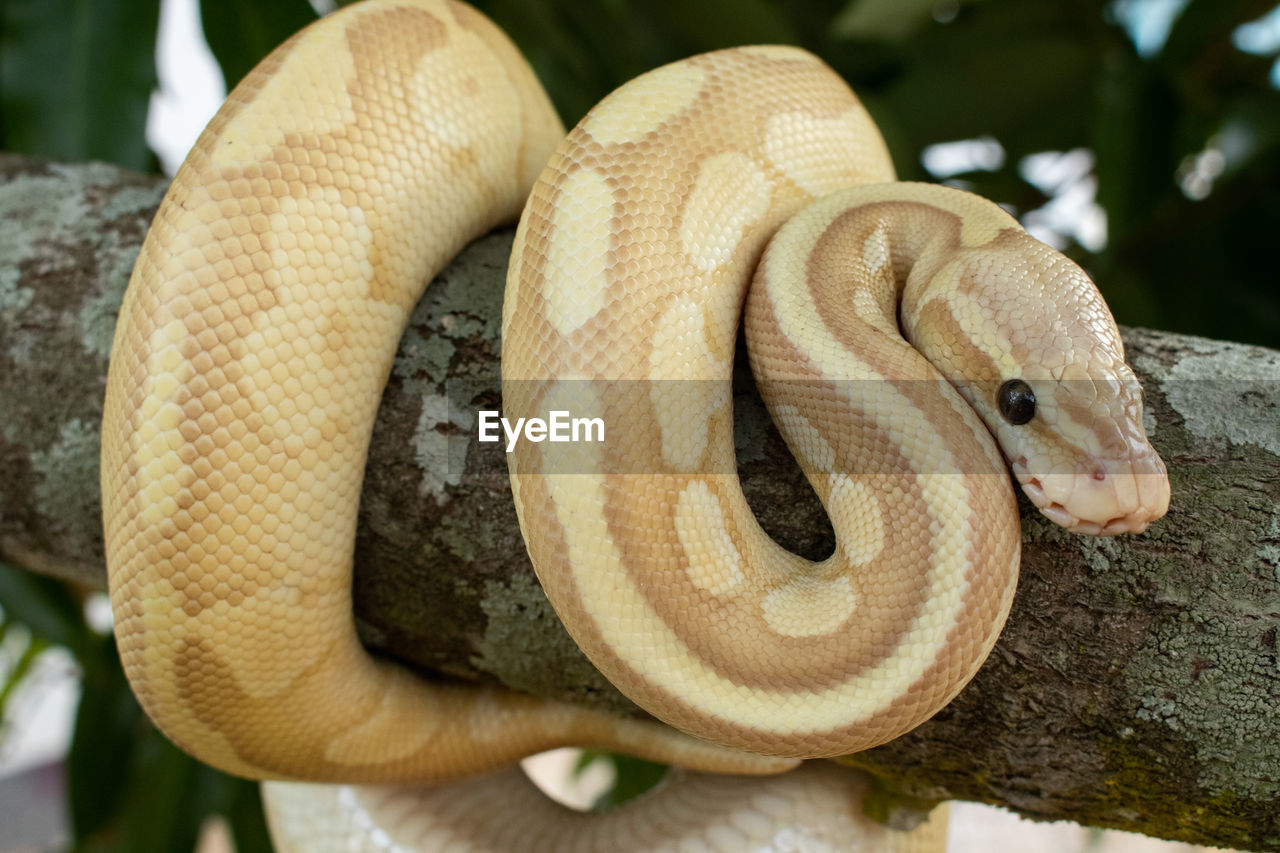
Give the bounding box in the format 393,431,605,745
98,0,1171,849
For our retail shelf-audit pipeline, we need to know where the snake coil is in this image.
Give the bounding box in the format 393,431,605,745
100,0,1169,849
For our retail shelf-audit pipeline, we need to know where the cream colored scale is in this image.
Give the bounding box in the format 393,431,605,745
100,0,1169,849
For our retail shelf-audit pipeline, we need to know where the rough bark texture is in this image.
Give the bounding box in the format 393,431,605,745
1,154,1277,851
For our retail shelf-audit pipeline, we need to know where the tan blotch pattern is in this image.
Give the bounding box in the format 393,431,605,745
103,0,1168,847
102,0,791,786
505,52,1165,757
504,48,1019,758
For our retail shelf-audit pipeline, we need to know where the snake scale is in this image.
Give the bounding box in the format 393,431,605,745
99,0,1170,849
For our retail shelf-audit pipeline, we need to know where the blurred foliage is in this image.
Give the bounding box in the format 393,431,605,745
574,749,670,808
1,0,1275,344
0,563,273,852
0,0,162,171
1,0,1278,849
468,0,1280,345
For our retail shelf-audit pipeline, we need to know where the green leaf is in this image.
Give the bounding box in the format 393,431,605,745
0,0,161,170
879,4,1097,155
1160,0,1276,70
479,0,802,126
0,562,89,653
643,0,800,51
66,635,272,852
833,0,973,41
223,782,275,853
102,736,210,853
199,0,318,92
482,0,632,124
1092,54,1181,240
67,638,143,844
0,631,49,713
576,751,669,809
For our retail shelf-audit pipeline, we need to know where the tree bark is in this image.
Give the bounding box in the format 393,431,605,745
1,153,1277,851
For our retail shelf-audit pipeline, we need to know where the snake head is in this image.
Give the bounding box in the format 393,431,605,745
902,225,1171,536
988,362,1170,536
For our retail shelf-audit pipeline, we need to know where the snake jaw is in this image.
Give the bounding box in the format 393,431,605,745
1012,449,1170,536
989,361,1170,537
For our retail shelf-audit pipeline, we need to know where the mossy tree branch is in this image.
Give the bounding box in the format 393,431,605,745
1,154,1277,851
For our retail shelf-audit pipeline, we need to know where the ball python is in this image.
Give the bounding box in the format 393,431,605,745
99,0,1171,849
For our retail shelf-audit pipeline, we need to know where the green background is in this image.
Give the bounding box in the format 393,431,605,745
1,0,1277,850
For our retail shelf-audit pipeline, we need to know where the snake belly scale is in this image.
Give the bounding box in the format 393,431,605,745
100,0,1170,849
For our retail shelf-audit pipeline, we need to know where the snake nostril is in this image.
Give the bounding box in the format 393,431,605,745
1091,469,1106,482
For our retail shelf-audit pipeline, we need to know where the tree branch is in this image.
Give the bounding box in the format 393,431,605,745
1,153,1276,851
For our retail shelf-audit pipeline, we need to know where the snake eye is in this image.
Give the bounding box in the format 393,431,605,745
997,379,1036,425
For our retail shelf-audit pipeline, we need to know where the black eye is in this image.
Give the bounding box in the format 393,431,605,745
997,379,1036,425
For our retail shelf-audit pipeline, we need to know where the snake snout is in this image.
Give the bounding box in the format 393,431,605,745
1014,447,1170,537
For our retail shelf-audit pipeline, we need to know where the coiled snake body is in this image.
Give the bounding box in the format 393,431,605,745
100,0,1169,849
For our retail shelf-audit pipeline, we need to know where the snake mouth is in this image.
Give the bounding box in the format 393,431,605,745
1018,475,1147,536
1012,460,1162,537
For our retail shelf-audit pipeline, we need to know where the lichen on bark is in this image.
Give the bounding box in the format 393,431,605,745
2,155,1277,851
